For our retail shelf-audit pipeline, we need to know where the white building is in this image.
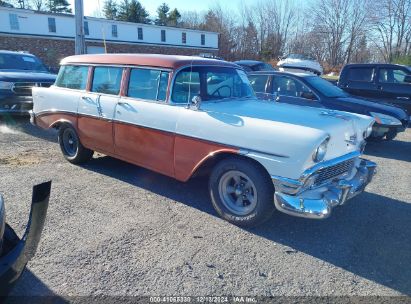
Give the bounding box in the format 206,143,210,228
0,7,219,67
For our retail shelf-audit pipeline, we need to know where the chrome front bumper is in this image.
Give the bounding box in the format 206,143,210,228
273,158,377,219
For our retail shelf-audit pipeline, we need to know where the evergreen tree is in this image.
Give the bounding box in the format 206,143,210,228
47,0,71,13
103,0,118,20
155,3,169,26
117,0,149,23
0,0,13,7
167,8,181,27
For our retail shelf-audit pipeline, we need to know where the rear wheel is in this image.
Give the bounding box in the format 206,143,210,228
58,125,93,164
209,157,275,227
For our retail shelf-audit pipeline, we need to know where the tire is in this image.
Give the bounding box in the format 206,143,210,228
58,124,93,164
209,157,275,227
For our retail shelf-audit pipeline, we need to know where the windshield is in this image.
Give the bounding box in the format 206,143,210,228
305,76,349,98
172,66,254,103
0,53,49,72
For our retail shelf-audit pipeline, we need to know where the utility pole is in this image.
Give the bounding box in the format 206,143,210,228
74,0,86,55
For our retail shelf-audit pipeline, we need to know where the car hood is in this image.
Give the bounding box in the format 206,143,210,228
336,96,408,119
194,99,373,171
0,71,56,83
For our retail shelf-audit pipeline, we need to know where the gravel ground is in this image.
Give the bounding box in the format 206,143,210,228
0,117,410,300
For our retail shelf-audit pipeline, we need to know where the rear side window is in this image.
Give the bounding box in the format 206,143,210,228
91,67,123,95
378,68,409,84
55,65,89,90
128,69,169,101
248,75,269,93
347,67,374,82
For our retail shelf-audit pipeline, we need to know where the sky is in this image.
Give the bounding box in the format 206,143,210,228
68,0,262,18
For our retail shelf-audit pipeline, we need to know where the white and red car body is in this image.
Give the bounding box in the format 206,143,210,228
31,54,376,219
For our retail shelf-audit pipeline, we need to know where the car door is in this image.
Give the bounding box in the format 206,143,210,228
113,68,178,177
341,66,379,98
272,75,324,108
376,67,411,113
77,66,123,155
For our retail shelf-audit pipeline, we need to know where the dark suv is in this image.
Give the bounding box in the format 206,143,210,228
0,50,56,115
338,63,411,115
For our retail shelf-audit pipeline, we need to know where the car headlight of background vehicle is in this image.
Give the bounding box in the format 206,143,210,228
363,123,374,139
370,112,402,126
312,137,329,163
0,81,14,91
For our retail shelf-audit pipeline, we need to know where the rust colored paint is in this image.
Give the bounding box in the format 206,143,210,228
120,68,130,97
174,136,238,182
36,112,78,130
114,122,175,177
77,115,115,154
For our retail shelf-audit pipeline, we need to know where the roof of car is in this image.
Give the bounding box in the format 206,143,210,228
0,50,35,56
234,60,266,66
343,63,411,69
248,70,314,77
61,54,238,70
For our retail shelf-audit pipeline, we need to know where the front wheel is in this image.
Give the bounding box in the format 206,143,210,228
209,157,275,227
58,125,93,164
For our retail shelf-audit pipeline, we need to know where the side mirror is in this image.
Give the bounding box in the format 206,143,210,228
404,75,411,84
301,91,317,100
189,95,202,110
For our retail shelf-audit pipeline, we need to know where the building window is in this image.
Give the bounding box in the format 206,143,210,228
161,30,166,42
84,21,89,35
182,32,186,44
9,13,19,30
112,24,118,37
201,34,205,46
137,27,143,40
48,17,56,33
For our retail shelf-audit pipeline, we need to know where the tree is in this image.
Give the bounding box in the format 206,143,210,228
167,8,181,27
31,0,45,10
0,0,14,7
155,3,169,26
46,0,71,13
117,0,149,23
103,0,118,20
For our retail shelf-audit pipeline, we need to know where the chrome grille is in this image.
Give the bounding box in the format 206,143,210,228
315,159,355,185
12,82,53,95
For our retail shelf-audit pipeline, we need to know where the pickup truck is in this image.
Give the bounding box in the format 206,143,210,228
338,63,411,116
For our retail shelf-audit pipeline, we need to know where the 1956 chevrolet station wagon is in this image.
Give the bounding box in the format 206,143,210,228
31,54,377,226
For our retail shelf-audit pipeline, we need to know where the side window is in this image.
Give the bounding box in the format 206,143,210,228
347,68,374,82
273,76,312,99
248,75,269,93
55,65,89,90
128,69,169,101
91,67,123,95
171,69,200,103
379,68,408,84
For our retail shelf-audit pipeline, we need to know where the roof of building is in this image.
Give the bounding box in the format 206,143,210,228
61,54,238,70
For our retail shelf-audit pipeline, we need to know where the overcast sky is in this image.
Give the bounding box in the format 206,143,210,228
68,0,267,18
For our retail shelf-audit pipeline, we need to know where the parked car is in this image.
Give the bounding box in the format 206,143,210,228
277,54,323,75
234,60,276,72
338,63,411,115
31,54,376,226
0,182,50,296
249,71,409,140
0,50,56,116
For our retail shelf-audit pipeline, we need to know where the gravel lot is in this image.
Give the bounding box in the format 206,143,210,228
0,117,410,300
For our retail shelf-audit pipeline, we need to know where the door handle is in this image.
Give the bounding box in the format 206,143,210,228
118,101,130,106
81,96,95,104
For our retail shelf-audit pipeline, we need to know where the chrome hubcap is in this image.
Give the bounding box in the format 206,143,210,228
218,170,258,216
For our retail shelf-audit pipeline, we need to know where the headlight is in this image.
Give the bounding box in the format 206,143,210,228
0,81,14,91
363,123,373,139
370,112,402,126
312,137,329,163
